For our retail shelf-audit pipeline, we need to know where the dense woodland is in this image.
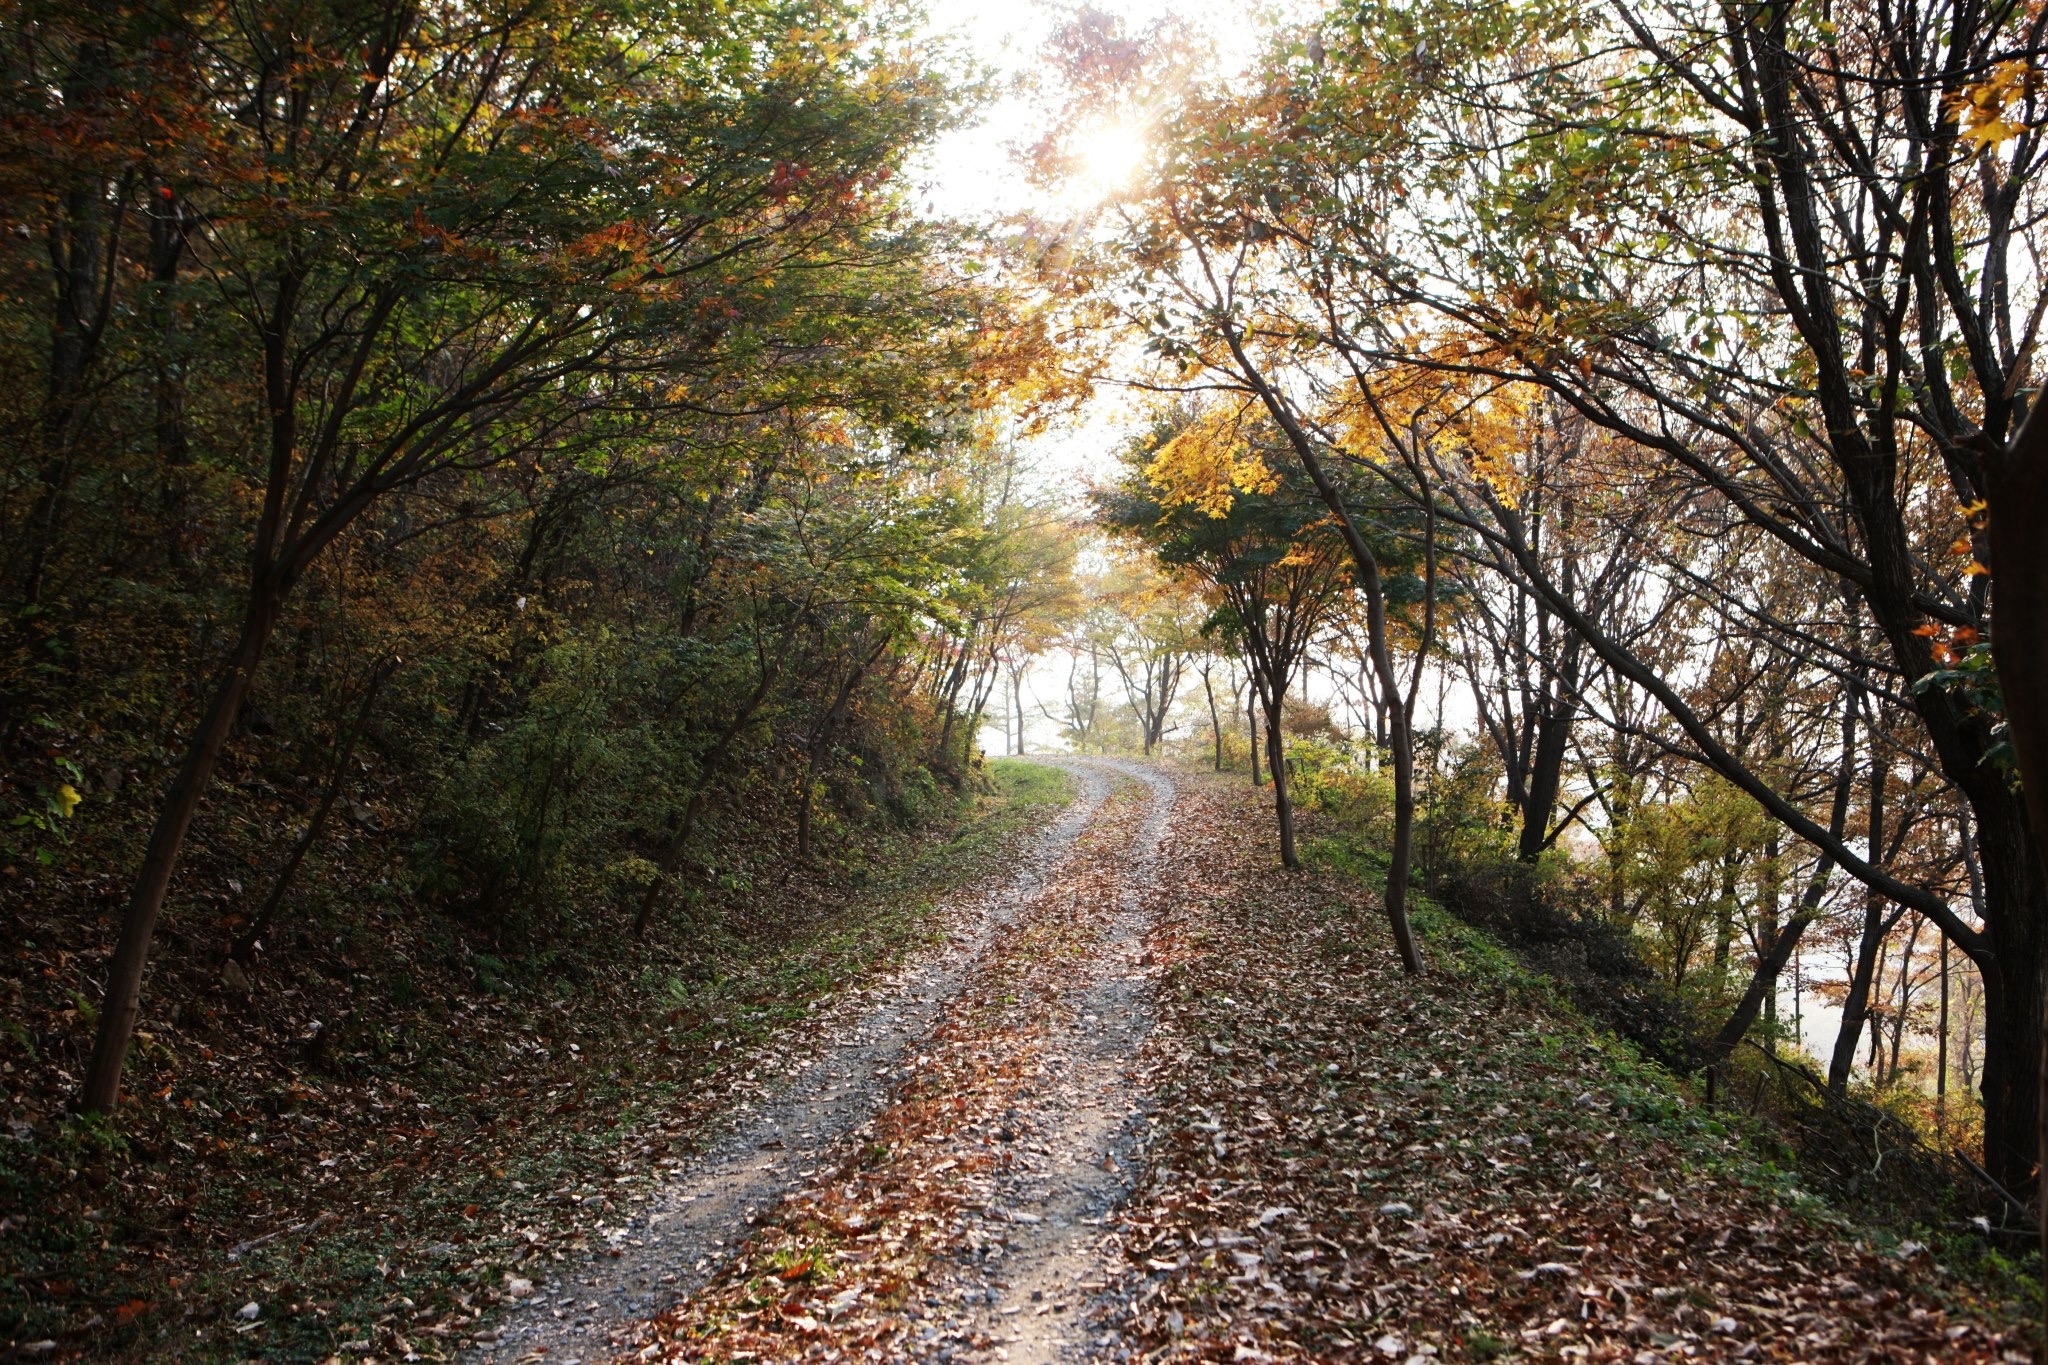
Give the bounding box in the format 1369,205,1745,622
0,3,1090,1344
0,0,1078,1091
7,0,2048,1354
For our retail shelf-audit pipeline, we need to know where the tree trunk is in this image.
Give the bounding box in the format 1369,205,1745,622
81,594,280,1113
801,634,888,859
1978,392,2048,1239
1265,693,1297,869
1968,810,2047,1199
1888,915,1921,1082
1705,903,1813,1070
1793,951,1803,1052
1517,682,1574,863
1702,683,1859,1070
933,617,980,763
1248,689,1262,786
1382,690,1425,974
1225,359,1424,973
1938,933,1950,1125
21,47,117,606
636,649,785,936
1711,851,1739,983
1203,666,1222,772
149,184,190,469
1760,833,1781,1047
634,789,707,939
796,754,820,859
1829,758,1889,1092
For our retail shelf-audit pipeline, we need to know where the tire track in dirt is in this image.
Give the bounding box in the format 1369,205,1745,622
620,758,1181,1364
468,766,1110,1365
960,759,1176,1364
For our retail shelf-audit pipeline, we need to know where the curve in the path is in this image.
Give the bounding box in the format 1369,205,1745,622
469,763,1111,1365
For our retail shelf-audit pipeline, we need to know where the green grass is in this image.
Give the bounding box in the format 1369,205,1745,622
983,756,1072,806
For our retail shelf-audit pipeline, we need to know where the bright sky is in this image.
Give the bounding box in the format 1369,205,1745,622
917,2,1359,761
911,1,1256,222
905,1,1303,497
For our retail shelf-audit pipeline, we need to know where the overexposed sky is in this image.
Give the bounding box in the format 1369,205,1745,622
906,1,1306,498
911,0,1279,222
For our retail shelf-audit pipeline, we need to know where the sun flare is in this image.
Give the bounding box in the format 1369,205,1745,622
1068,119,1150,200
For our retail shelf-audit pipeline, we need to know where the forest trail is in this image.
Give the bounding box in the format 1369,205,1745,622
955,760,1173,1364
462,759,1175,1364
471,764,2023,1365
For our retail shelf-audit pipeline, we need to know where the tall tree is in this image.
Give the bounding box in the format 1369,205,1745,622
0,0,973,1114
1052,0,2046,1191
1099,557,1203,757
1098,408,1365,889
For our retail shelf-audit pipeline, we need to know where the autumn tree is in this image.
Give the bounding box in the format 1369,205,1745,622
1096,556,1204,757
1046,0,2046,1193
0,0,1025,1115
1098,410,1356,881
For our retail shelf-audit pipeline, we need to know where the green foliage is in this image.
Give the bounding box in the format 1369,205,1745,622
1414,739,1519,879
1288,736,1395,833
1914,642,2017,778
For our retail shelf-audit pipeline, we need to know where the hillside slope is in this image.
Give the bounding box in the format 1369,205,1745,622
1107,772,2029,1362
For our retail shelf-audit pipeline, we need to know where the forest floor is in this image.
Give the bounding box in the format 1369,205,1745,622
8,761,2039,1363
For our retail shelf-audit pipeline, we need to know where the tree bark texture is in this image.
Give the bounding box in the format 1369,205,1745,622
82,597,279,1112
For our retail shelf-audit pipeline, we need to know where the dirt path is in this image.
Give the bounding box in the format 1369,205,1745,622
468,765,1171,1358
608,758,1181,1363
959,759,1175,1364
470,764,2026,1365
469,762,1116,1365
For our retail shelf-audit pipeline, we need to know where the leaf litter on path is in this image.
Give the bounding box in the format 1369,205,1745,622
625,760,1176,1363
589,766,2026,1365
465,767,1116,1365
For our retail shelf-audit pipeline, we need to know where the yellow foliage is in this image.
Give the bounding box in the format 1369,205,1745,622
1330,362,1537,503
1145,410,1279,517
1950,60,2039,149
1442,384,1536,502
